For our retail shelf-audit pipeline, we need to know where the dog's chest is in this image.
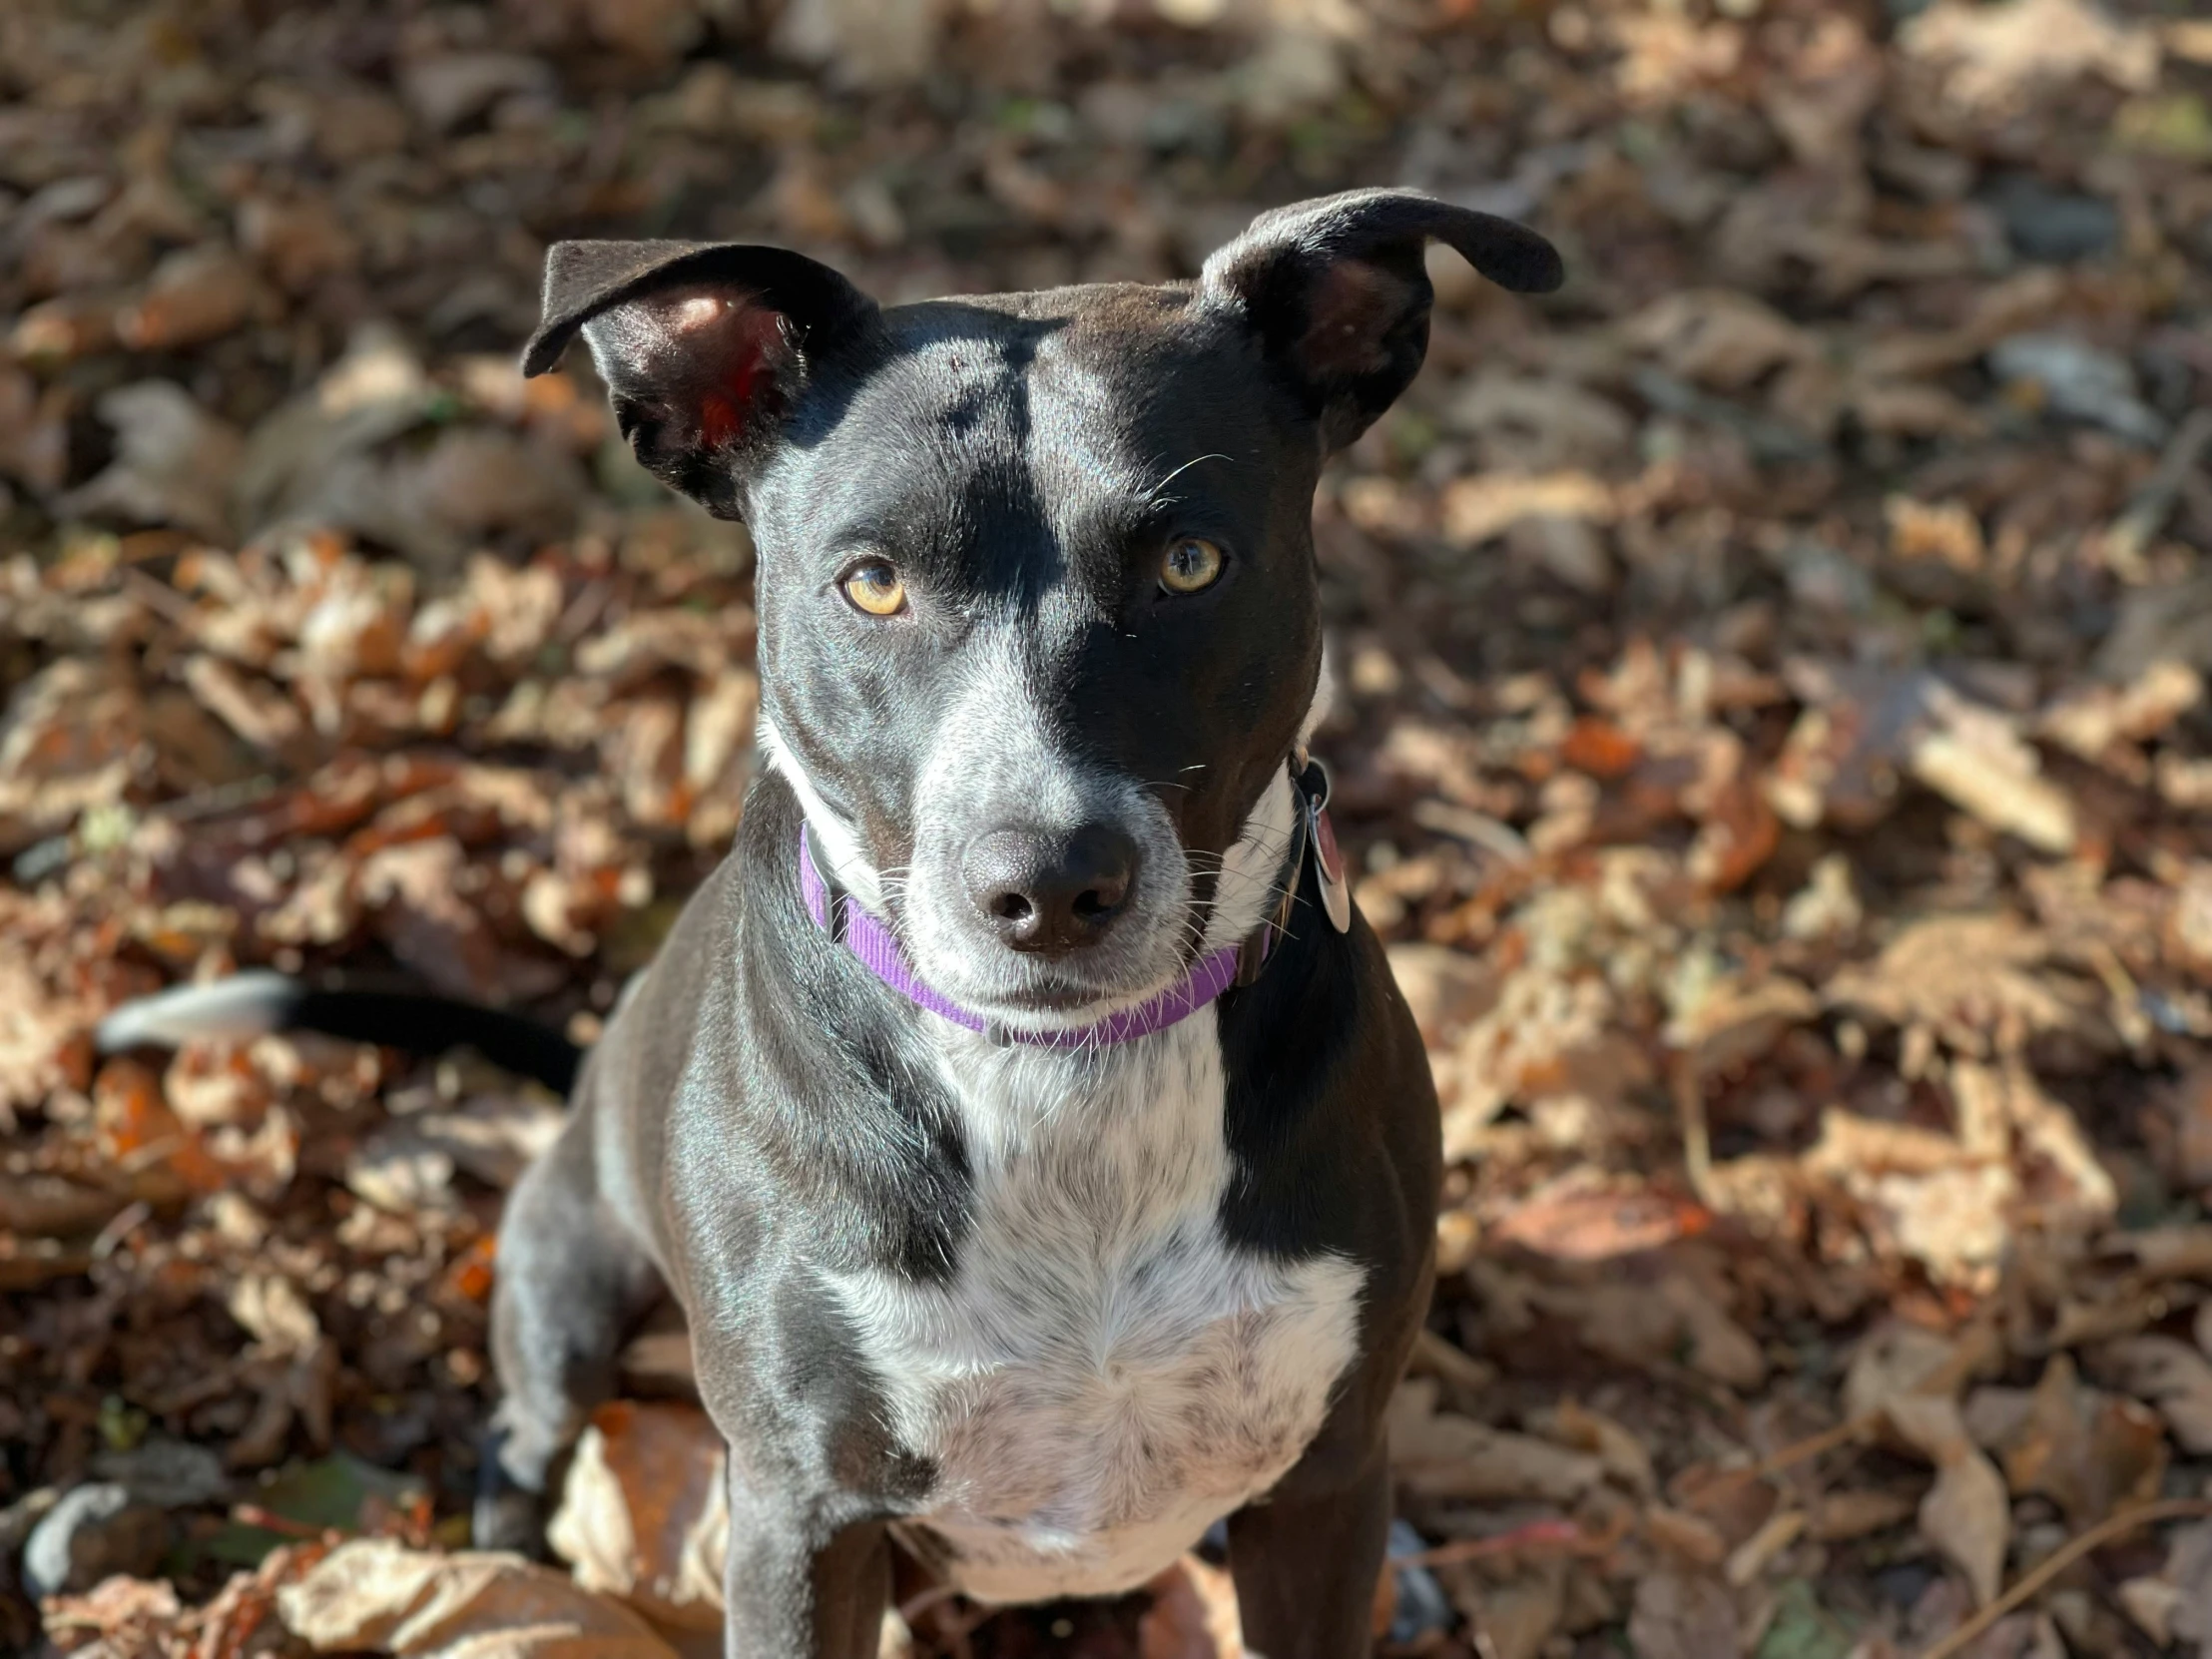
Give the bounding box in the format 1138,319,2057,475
829,1017,1363,1605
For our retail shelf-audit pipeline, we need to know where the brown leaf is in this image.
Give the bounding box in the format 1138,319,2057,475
2088,1337,2212,1454
1993,1355,2168,1528
1909,1408,2011,1607
1948,1060,2115,1216
1539,1400,1656,1495
1668,1464,1779,1553
1384,942,1498,1048
0,1171,125,1237
1808,1489,1918,1542
1623,290,1817,390
37,1573,185,1651
546,1401,728,1632
407,1097,563,1191
2165,1521,2212,1655
1385,1380,1604,1502
237,195,359,294
1643,1505,1727,1568
276,1537,678,1658
1665,974,1818,1080
115,247,267,351
1438,471,1614,549
1843,1322,1964,1431
1659,1273,1768,1389
1626,1570,1738,1659
1455,1560,1567,1659
2040,662,2202,763
1138,1554,1244,1659
0,362,72,490
1824,914,2102,1059
1903,0,2158,116
1487,1175,1712,1263
1908,685,2077,855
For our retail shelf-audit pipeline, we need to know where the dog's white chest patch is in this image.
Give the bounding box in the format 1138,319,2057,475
829,1015,1363,1605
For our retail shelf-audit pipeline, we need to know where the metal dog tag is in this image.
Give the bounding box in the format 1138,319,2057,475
1302,764,1353,934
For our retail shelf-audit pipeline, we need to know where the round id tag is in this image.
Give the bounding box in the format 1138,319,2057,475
1308,783,1352,934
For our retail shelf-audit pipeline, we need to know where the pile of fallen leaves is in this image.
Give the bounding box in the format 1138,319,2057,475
5,0,2212,1654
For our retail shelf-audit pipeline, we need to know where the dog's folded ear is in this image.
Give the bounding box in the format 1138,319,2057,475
1200,189,1562,452
521,242,878,518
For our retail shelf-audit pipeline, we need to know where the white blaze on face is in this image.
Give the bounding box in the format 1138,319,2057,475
764,626,1334,1025
900,626,1191,1018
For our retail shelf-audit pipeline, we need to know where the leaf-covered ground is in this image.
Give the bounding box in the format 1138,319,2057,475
6,1,2212,1655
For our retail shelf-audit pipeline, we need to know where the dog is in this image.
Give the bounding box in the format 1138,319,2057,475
100,188,1561,1657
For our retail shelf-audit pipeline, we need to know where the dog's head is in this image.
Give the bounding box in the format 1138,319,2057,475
525,190,1559,1029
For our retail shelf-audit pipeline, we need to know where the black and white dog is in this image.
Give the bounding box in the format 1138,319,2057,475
101,189,1561,1657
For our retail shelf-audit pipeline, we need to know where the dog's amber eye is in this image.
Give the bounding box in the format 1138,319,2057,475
841,561,906,617
1159,537,1225,596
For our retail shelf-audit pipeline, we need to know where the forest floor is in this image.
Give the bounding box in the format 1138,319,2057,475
6,0,2212,1655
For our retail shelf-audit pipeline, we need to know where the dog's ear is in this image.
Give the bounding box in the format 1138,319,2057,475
521,242,878,518
1200,189,1562,452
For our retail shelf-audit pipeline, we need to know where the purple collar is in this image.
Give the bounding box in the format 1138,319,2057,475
798,829,1248,1048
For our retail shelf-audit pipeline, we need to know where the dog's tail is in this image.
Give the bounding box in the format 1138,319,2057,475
95,972,583,1096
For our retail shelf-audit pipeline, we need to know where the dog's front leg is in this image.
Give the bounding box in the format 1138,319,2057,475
1225,1439,1392,1659
721,1475,890,1659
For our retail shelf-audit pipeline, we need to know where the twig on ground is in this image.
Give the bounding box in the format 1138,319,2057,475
1916,1498,2212,1659
1402,1516,1608,1570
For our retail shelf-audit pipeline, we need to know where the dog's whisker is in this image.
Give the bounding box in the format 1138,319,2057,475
1141,451,1235,504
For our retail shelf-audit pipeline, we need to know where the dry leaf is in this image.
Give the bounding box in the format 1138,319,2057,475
1438,471,1614,548
276,1537,679,1659
1809,1489,1918,1542
1992,1354,2167,1528
1626,1570,1738,1659
1385,1380,1604,1502
2089,1337,2212,1454
1900,1398,2011,1607
1455,1559,1567,1659
1825,914,2100,1057
56,381,242,539
547,1401,729,1631
1623,290,1817,390
1487,1175,1712,1263
1138,1554,1245,1659
1908,689,2077,855
1385,942,1499,1048
1904,0,2158,115
2165,1522,2212,1655
1643,1505,1728,1568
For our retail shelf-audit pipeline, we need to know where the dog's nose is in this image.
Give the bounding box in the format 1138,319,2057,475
963,825,1138,954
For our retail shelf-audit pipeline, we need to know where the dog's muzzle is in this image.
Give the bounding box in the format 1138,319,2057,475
798,756,1350,1048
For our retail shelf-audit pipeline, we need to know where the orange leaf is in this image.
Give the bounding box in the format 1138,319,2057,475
1562,718,1642,780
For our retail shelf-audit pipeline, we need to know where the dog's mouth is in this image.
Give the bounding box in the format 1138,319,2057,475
994,980,1130,1013
888,873,1212,1031
961,951,1197,1016
900,925,1200,1026
886,773,1299,1033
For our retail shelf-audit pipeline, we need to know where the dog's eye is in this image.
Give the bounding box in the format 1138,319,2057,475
840,561,907,617
1159,537,1225,596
